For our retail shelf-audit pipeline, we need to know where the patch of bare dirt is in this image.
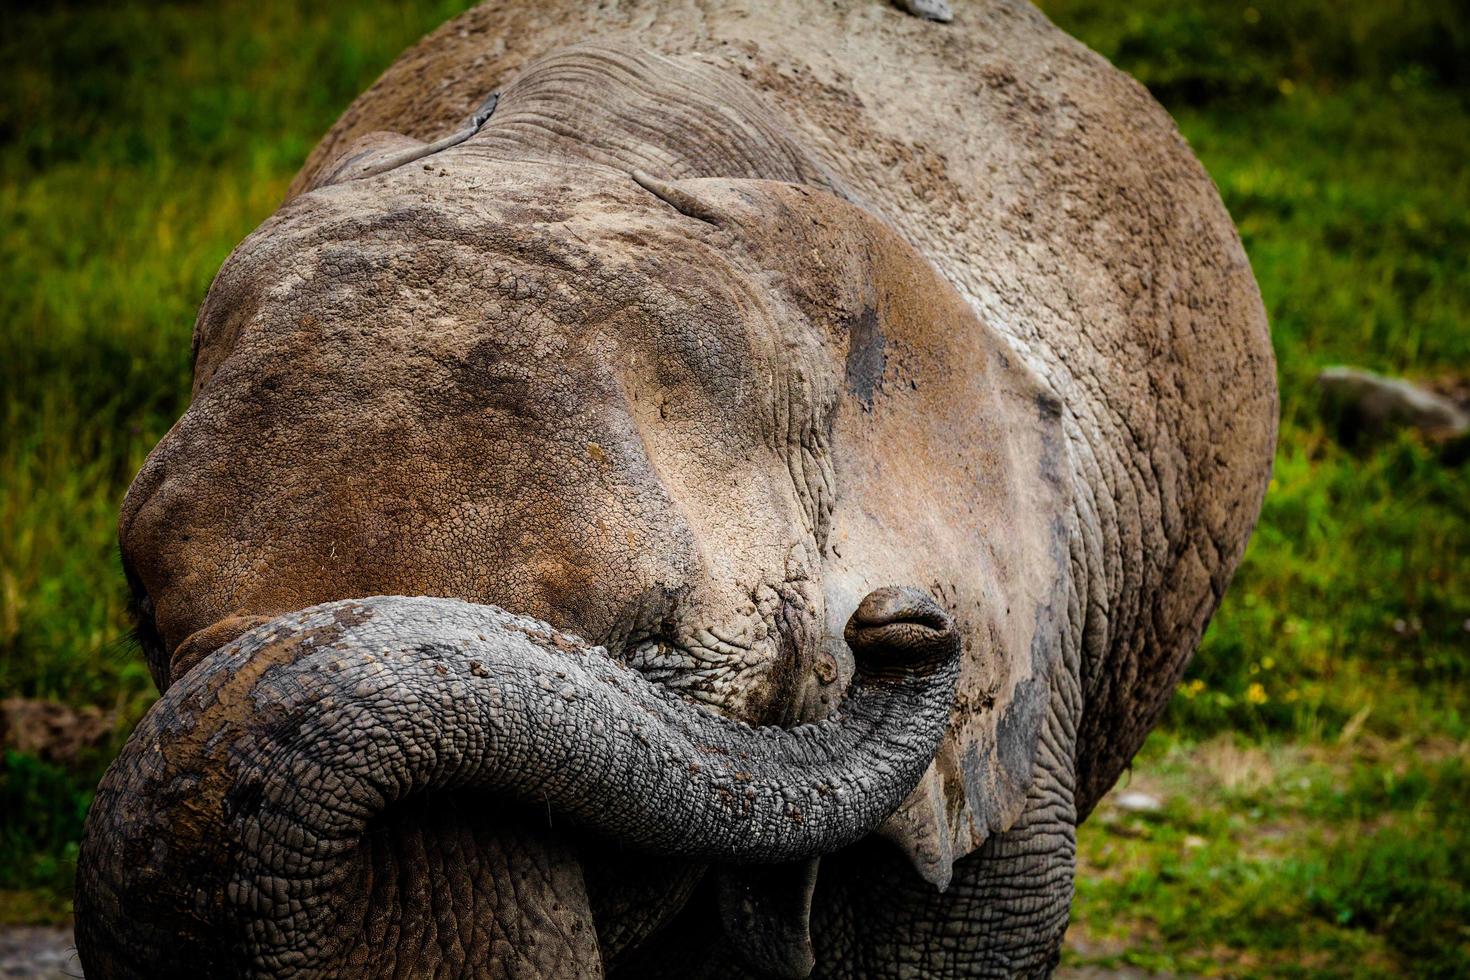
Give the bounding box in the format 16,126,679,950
0,700,113,765
1061,927,1182,978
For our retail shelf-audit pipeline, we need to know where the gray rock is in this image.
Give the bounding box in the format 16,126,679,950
893,0,954,23
1113,790,1163,814
1317,366,1470,442
0,927,81,980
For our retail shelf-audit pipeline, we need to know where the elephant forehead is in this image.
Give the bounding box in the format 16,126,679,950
124,166,837,661
193,162,800,423
181,162,842,543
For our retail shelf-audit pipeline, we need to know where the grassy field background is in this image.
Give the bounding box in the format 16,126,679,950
2,1,1466,975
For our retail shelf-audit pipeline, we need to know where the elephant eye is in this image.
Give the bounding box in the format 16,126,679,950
122,560,169,690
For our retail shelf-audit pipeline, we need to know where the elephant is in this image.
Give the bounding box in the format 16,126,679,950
74,0,1277,977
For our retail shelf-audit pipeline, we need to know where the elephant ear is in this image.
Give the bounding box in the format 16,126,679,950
633,174,1072,890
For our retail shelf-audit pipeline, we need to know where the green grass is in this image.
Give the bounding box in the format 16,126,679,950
1069,733,1470,976
1037,2,1470,974
0,0,479,923
2,1,1467,974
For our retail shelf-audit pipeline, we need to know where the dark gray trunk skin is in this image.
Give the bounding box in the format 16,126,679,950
806,655,1082,979
612,652,1082,979
76,593,959,978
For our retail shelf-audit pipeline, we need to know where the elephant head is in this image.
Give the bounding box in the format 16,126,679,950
79,43,1080,978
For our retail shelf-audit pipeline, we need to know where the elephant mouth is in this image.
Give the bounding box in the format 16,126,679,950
76,589,960,978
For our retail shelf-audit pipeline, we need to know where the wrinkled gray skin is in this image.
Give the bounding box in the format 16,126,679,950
76,1,1276,977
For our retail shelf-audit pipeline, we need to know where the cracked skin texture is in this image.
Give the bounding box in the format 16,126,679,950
78,595,961,976
289,0,1276,854
86,1,1275,976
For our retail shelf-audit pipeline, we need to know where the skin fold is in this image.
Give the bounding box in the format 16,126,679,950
76,1,1276,976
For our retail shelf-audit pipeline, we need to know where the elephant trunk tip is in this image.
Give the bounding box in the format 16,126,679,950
844,586,959,669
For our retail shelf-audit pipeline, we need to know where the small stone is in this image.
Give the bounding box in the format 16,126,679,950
0,926,81,980
893,0,953,22
1114,790,1163,813
1317,366,1470,444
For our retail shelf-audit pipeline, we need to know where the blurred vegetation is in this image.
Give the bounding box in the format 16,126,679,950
1,0,474,923
1037,1,1470,975
0,0,1466,974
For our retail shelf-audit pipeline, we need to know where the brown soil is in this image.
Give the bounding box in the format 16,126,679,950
0,700,114,765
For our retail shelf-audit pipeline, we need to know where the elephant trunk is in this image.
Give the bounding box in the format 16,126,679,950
75,588,960,978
